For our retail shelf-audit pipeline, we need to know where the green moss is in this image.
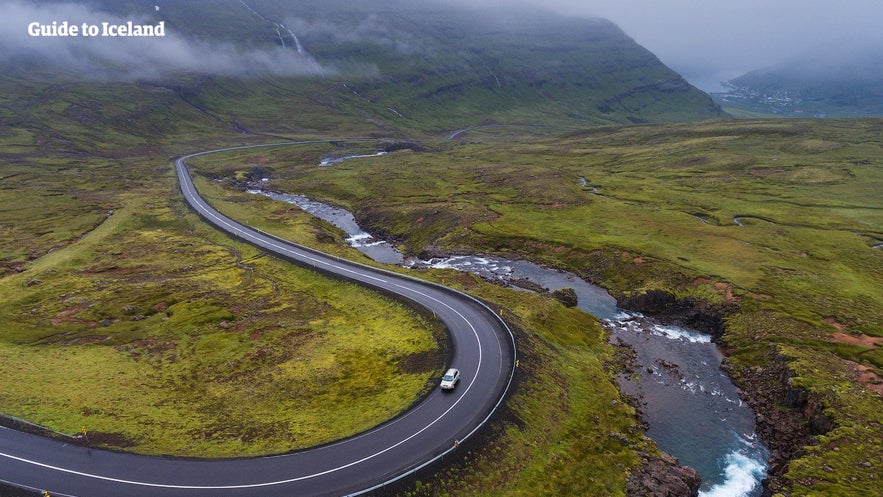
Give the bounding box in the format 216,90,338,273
0,190,441,457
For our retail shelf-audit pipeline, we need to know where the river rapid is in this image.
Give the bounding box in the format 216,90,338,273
247,170,769,496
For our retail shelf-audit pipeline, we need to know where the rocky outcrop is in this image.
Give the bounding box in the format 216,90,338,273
552,287,578,307
627,451,701,497
723,351,833,496
617,289,736,340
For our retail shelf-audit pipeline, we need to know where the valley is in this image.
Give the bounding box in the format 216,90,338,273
1,2,881,496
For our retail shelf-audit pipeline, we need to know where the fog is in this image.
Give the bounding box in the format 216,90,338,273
474,0,883,91
4,0,882,89
1,1,328,80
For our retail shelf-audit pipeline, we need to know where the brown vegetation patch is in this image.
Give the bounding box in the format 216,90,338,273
823,316,851,332
830,332,883,349
80,431,137,448
685,278,741,304
50,303,97,327
713,281,740,304
124,338,177,359
846,361,883,396
65,335,111,345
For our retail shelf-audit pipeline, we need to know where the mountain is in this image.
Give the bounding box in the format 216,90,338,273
714,46,883,117
4,0,722,135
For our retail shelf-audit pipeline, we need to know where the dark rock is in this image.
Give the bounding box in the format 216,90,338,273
724,349,834,496
616,289,734,340
509,278,547,293
552,287,578,307
26,279,42,287
627,451,701,497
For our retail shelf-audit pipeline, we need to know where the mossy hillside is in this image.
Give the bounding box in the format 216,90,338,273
790,347,883,496
65,0,722,135
0,74,222,276
0,191,441,457
0,70,399,280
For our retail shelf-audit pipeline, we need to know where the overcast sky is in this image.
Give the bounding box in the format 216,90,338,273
483,0,883,91
6,1,882,89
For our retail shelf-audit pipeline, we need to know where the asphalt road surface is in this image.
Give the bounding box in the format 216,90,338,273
0,142,516,497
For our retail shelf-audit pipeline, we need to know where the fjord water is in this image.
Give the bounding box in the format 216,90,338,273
248,191,768,496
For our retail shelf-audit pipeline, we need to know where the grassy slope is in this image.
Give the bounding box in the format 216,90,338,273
208,119,882,495
0,75,442,456
0,195,441,456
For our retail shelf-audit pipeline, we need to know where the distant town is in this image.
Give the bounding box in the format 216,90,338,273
712,82,812,116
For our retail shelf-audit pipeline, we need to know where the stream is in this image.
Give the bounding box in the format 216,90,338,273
247,174,769,496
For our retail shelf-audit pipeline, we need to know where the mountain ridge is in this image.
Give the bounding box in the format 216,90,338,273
5,0,722,133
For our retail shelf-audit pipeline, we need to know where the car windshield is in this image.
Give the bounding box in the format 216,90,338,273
443,374,455,381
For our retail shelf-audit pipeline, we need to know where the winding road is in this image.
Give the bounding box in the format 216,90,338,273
0,142,516,497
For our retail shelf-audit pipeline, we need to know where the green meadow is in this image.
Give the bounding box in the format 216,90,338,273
0,190,442,456
193,120,883,336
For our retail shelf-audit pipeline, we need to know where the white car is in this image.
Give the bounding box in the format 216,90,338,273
440,368,460,390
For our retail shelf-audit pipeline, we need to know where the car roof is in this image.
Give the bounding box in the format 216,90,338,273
444,368,459,375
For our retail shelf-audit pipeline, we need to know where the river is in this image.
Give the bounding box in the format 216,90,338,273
247,179,768,496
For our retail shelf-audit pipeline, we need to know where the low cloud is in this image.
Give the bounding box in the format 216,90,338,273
1,1,328,80
283,14,427,55
445,0,883,90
